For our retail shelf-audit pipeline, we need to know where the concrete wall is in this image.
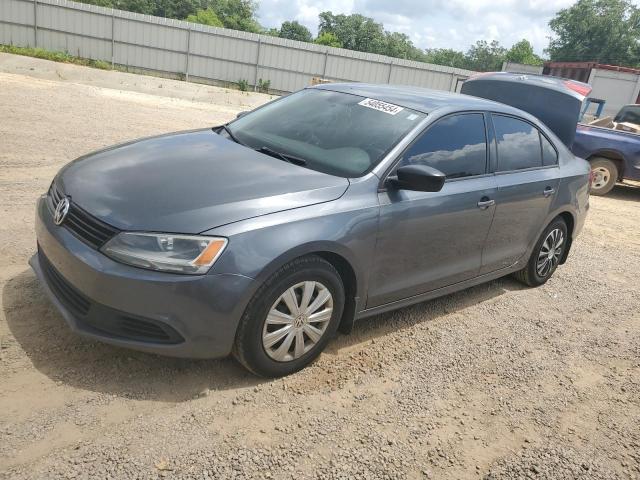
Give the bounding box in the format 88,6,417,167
0,0,475,93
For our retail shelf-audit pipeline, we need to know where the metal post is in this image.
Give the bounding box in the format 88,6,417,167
322,49,329,79
253,38,262,92
449,73,457,92
185,28,191,82
111,11,115,68
387,61,393,83
33,0,38,48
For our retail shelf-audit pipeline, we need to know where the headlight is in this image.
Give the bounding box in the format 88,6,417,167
101,232,227,274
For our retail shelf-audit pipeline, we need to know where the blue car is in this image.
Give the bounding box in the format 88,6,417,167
31,82,590,377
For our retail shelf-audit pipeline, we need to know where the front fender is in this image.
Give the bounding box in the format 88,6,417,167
205,194,380,307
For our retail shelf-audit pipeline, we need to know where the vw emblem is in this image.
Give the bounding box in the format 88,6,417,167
54,197,70,225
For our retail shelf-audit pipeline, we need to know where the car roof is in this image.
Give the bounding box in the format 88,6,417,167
311,82,525,116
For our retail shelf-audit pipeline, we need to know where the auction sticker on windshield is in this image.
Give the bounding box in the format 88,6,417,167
358,98,404,115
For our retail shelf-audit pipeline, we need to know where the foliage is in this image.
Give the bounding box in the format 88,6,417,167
186,8,223,26
314,32,342,48
264,27,280,37
317,12,428,61
383,32,426,61
505,39,543,66
77,0,260,32
257,78,270,92
465,40,507,72
423,48,469,69
0,44,112,69
208,0,260,32
278,21,313,42
547,0,640,66
79,0,200,18
318,12,386,54
237,78,249,91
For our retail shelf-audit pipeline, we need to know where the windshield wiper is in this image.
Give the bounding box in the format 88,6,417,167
218,124,243,145
256,146,307,166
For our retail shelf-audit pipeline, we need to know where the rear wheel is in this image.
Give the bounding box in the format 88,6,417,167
514,218,568,287
233,256,345,377
589,157,618,196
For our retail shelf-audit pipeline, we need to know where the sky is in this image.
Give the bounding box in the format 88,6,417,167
256,0,583,55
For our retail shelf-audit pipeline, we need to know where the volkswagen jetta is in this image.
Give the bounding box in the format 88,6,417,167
31,82,590,376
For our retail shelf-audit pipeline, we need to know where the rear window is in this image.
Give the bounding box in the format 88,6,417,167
614,106,640,125
493,115,542,171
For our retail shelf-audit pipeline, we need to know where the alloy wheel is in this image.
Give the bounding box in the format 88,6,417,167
262,281,333,362
536,228,564,278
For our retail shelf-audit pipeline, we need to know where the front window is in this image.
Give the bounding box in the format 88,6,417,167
398,113,488,179
227,89,426,177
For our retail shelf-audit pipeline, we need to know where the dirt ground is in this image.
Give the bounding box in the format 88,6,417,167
0,53,639,480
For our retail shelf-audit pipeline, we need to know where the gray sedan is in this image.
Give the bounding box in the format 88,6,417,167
31,83,590,377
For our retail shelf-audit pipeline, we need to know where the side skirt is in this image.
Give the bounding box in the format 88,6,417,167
355,262,523,321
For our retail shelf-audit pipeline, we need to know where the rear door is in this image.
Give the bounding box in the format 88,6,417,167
480,114,562,274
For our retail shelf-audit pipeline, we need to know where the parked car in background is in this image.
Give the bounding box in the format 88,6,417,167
30,82,590,377
573,104,640,195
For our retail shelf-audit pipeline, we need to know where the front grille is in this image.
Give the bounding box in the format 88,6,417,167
39,250,91,316
48,183,119,249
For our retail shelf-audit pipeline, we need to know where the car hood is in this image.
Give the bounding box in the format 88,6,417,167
57,129,349,234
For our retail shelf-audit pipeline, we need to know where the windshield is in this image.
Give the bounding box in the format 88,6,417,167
227,89,426,177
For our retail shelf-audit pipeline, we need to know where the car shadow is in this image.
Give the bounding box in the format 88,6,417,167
4,268,521,402
607,182,640,202
326,275,523,355
3,270,264,402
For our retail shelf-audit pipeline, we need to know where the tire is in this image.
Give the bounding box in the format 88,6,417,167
513,218,568,287
589,157,618,196
232,255,345,377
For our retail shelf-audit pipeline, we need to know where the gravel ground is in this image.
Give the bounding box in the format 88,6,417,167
1,53,639,480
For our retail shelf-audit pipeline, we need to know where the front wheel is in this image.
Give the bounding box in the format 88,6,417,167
233,256,345,377
514,218,568,287
589,157,618,196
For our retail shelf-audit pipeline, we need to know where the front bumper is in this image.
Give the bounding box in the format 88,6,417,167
31,196,255,359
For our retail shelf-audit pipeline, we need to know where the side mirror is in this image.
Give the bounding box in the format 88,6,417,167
236,111,249,119
387,165,446,192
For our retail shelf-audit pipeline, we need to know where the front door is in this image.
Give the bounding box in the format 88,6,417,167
367,113,497,308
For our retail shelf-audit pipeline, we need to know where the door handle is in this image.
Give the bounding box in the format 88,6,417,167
543,187,556,197
477,198,495,209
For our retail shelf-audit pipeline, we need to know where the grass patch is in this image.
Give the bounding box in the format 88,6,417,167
0,44,113,70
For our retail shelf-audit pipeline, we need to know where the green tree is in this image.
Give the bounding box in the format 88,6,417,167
424,48,469,69
465,40,507,71
186,8,223,26
152,0,199,19
383,32,426,61
318,12,386,54
314,32,342,48
547,0,640,66
505,39,543,65
278,21,313,42
204,0,260,32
